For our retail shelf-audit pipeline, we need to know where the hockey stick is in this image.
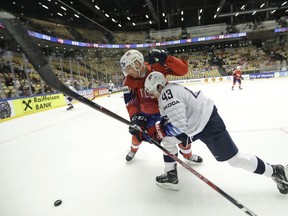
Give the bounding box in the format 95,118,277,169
0,11,257,216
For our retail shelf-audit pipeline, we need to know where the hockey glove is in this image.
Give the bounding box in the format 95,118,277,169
148,49,168,65
129,114,148,142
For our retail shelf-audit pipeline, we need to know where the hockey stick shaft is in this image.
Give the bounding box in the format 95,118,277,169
0,11,257,216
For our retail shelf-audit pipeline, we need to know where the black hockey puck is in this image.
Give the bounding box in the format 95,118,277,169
54,199,62,206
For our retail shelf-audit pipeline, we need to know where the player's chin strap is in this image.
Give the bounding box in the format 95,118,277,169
0,11,257,216
139,66,148,78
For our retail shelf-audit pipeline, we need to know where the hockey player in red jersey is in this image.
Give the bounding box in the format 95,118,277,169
120,49,203,163
232,66,243,90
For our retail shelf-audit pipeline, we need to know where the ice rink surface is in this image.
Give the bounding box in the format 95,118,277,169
0,78,288,216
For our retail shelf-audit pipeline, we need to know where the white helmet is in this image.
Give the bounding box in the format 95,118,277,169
120,49,144,76
236,66,241,70
144,71,167,97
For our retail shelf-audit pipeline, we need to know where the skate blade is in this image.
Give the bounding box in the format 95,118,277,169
272,176,288,185
156,182,179,191
276,178,288,184
185,159,203,165
284,165,288,180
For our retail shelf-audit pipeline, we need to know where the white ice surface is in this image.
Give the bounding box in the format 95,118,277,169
0,78,288,216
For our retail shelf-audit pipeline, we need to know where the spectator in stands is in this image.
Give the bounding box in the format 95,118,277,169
44,84,53,93
22,86,31,96
31,75,40,84
18,83,25,96
14,78,21,93
73,80,79,90
88,80,93,89
30,84,36,95
4,74,14,87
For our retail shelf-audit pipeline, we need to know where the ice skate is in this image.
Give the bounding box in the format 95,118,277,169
66,105,74,110
179,150,203,164
126,150,136,161
271,164,288,194
156,166,179,191
186,154,203,163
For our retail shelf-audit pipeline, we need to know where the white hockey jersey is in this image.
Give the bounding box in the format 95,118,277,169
108,82,114,90
158,83,214,138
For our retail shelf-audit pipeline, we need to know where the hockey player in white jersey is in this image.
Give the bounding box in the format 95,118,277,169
144,71,288,192
107,80,114,97
64,81,77,110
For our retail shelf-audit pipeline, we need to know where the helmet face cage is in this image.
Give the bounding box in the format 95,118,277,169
120,50,144,76
144,71,167,97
